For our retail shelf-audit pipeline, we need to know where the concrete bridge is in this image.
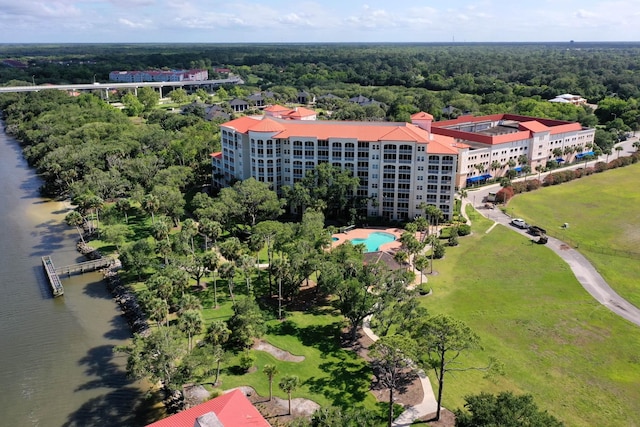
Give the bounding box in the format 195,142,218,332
0,77,244,97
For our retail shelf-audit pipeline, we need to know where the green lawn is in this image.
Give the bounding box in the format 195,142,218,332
421,205,640,427
508,163,640,307
210,309,381,412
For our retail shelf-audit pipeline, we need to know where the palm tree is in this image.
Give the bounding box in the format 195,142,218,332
65,210,86,244
181,218,199,253
143,193,160,224
147,297,169,328
203,251,219,305
535,164,545,181
603,147,612,163
219,262,236,303
178,309,203,352
238,254,255,294
615,146,624,158
279,375,301,415
115,198,131,224
178,293,202,314
490,160,501,173
209,344,225,385
632,141,640,152
552,148,563,158
263,364,279,401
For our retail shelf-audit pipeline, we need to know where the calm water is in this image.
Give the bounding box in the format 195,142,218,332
0,123,157,426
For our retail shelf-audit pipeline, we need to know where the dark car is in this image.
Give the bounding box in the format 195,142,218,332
528,225,547,236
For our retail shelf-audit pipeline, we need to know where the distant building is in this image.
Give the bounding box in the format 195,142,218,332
146,388,270,427
109,69,208,83
264,105,317,120
549,93,587,105
2,59,27,68
429,113,595,187
229,98,250,113
297,90,315,105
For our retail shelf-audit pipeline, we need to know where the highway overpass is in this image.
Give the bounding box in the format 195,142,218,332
0,77,244,95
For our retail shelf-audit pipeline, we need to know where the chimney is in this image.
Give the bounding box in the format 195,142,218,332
194,412,224,427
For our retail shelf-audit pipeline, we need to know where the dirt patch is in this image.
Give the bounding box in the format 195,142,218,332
235,386,320,426
560,244,571,251
351,328,424,407
421,408,456,426
253,340,304,362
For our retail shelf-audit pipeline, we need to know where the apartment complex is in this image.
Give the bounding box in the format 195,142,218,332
212,113,460,220
430,113,596,187
109,69,208,83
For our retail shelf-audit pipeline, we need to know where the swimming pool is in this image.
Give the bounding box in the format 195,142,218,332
350,231,396,252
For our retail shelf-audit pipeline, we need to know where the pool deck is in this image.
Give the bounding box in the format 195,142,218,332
331,227,406,253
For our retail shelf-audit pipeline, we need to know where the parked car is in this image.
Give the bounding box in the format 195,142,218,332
528,225,547,236
511,218,528,229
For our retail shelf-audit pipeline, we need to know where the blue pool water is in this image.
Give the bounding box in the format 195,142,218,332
350,231,396,252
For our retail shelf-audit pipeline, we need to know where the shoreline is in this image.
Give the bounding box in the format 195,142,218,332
76,240,149,335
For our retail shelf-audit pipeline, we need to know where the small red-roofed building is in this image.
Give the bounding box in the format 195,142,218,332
146,389,270,427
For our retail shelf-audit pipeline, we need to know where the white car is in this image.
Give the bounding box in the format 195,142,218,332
511,218,528,229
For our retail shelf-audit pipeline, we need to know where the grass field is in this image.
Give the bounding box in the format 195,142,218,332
421,205,640,427
508,163,640,307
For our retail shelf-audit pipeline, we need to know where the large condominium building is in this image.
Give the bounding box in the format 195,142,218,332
109,69,208,83
212,113,460,220
430,113,596,188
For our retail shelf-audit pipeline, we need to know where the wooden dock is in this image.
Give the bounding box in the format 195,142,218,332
41,256,114,297
42,256,64,297
54,257,114,276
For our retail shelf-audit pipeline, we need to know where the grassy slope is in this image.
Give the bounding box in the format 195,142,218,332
508,163,640,307
421,205,640,427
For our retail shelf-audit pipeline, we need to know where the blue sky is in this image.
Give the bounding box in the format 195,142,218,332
0,0,638,43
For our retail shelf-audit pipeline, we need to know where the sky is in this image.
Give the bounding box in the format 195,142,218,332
0,0,639,44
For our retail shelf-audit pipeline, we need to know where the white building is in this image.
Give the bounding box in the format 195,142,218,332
429,113,596,187
109,69,209,83
212,113,459,220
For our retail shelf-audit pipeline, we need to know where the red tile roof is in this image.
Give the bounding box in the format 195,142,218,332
518,121,549,133
146,389,270,427
220,118,459,155
210,151,222,158
249,118,286,133
411,112,434,120
264,104,291,113
284,107,316,119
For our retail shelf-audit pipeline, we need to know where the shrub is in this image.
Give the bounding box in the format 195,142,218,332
511,182,527,194
458,224,471,236
543,174,555,186
432,241,446,259
594,162,607,173
239,350,256,372
526,179,541,191
496,187,514,203
585,167,595,175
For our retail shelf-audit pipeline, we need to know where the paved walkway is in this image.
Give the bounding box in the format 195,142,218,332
463,198,640,327
362,315,438,426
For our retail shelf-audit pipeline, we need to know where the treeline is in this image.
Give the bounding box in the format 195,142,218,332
4,43,640,137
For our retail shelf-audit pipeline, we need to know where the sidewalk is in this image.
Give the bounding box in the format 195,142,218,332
362,316,439,426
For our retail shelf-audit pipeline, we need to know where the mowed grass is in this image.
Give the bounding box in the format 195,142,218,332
213,309,380,412
421,205,640,427
508,163,640,307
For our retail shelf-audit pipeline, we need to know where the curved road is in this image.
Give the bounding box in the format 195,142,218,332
463,196,640,327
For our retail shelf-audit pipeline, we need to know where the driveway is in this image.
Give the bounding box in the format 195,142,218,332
463,199,640,327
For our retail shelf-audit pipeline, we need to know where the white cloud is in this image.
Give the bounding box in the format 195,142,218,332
118,18,152,29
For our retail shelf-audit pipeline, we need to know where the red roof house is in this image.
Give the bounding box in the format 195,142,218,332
146,389,271,427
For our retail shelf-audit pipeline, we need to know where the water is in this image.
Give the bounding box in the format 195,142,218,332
0,123,158,426
350,231,396,252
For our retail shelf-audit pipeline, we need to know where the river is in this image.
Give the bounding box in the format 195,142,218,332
0,123,157,426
